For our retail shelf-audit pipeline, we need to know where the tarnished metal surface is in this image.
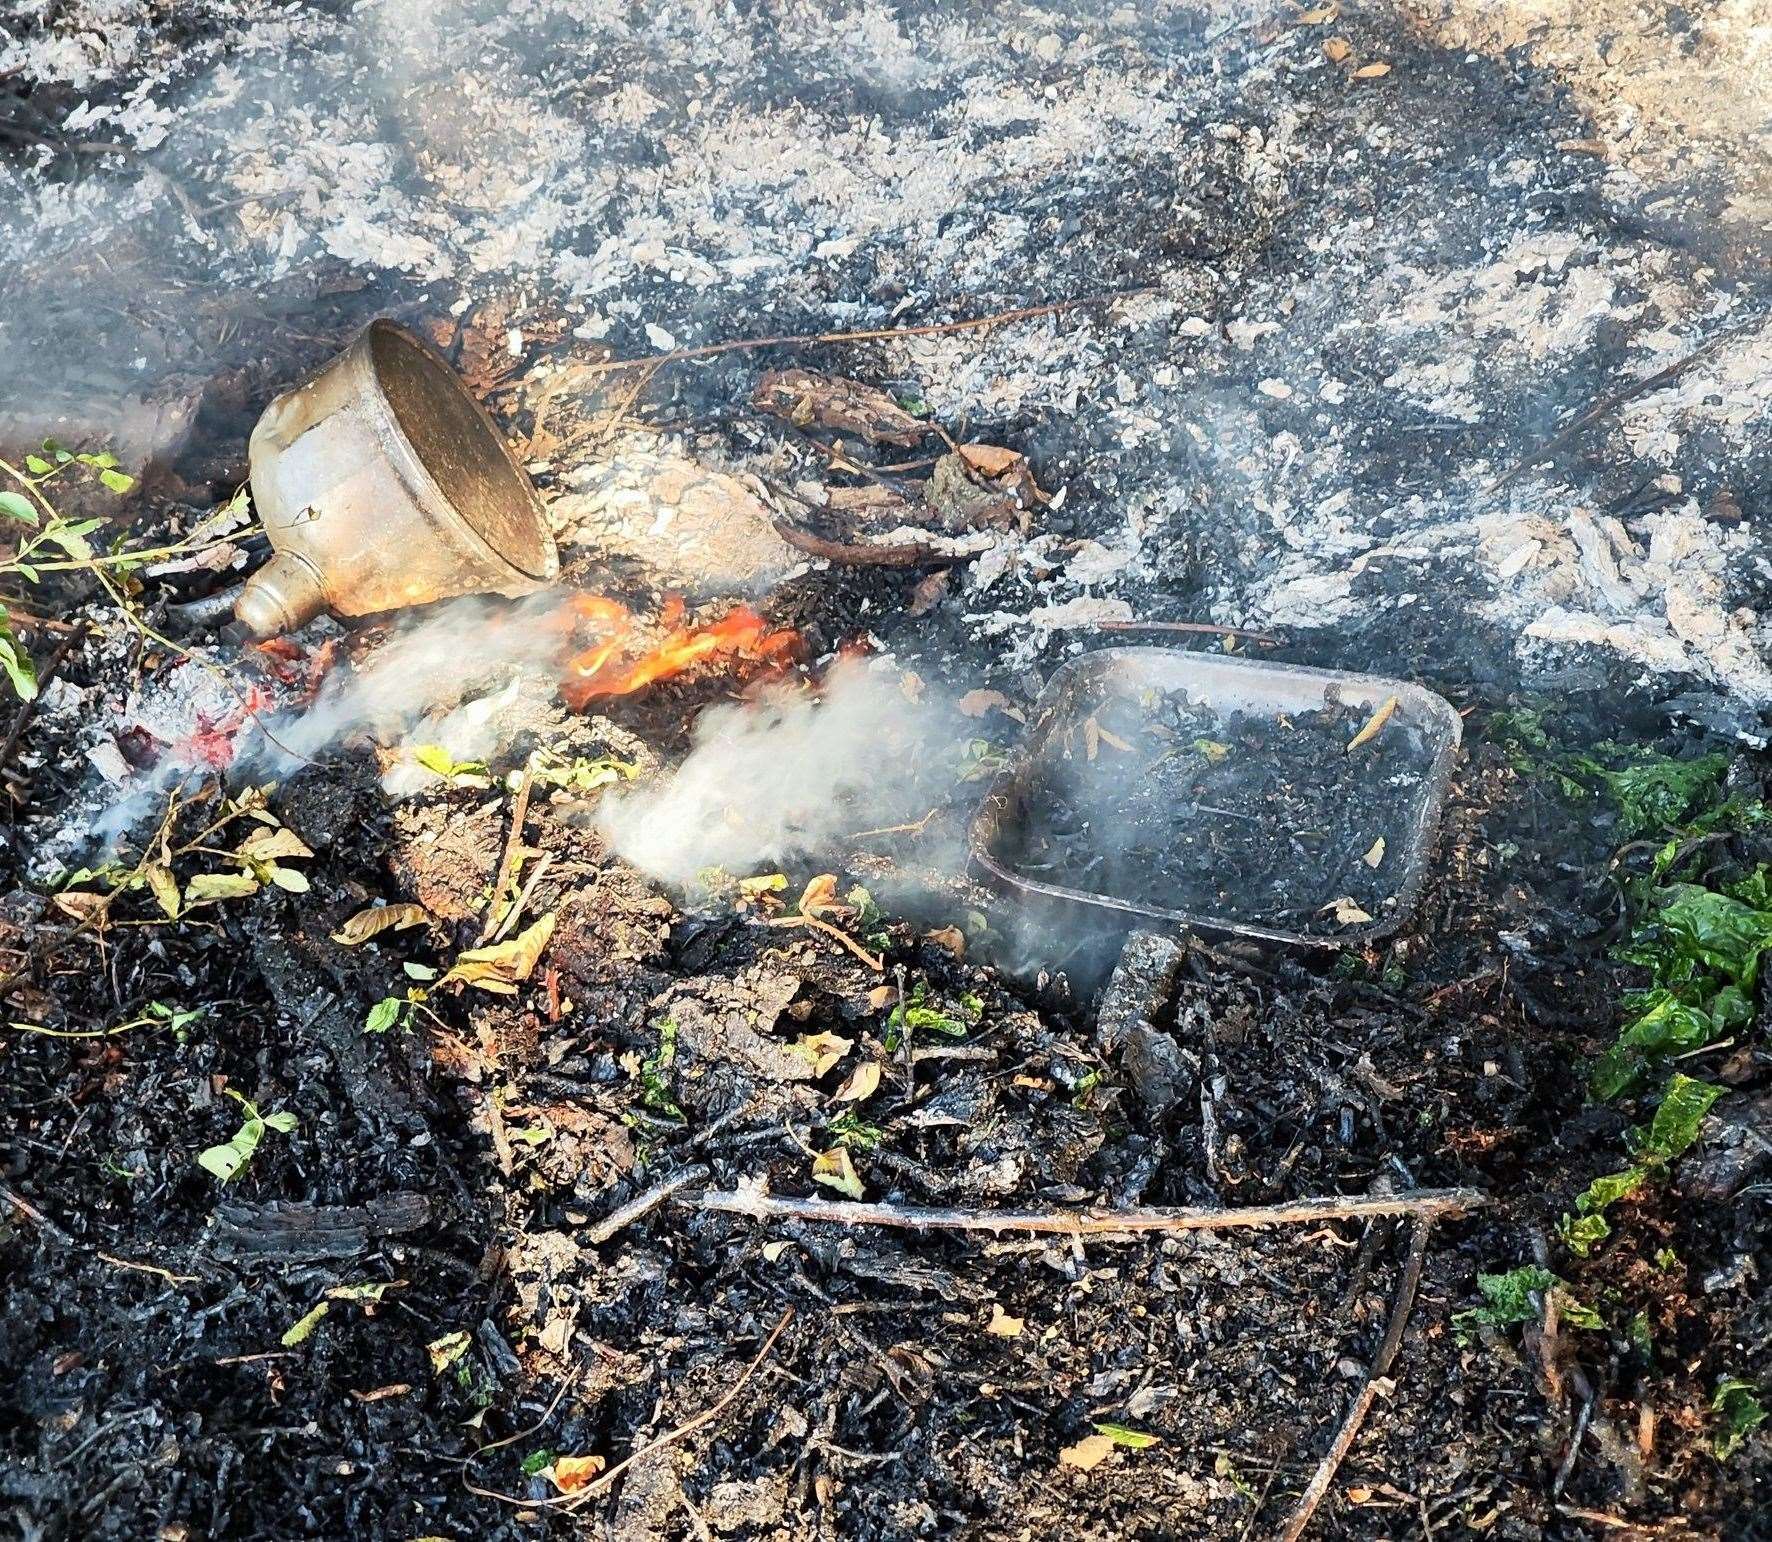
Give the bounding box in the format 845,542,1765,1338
237,320,557,636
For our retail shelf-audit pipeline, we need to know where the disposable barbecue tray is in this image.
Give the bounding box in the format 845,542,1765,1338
969,647,1462,948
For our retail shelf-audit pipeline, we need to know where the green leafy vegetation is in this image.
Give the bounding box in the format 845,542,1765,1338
197,1089,298,1182
639,1018,683,1118
826,1110,884,1149
411,744,492,786
1712,1378,1768,1460
883,980,978,1051
1452,1266,1604,1341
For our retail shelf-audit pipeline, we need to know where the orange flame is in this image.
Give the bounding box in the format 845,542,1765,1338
555,593,799,708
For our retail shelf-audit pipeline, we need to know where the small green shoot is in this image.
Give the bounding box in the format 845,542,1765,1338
412,744,492,787
639,1019,682,1118
197,1089,297,1183
1452,1266,1603,1342
826,1110,884,1150
1713,1379,1767,1460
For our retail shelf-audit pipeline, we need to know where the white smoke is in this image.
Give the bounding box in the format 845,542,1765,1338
597,656,958,888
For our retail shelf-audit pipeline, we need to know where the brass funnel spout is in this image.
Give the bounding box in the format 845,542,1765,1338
237,320,557,637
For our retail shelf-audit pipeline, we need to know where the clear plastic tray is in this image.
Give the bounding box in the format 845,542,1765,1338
969,647,1462,948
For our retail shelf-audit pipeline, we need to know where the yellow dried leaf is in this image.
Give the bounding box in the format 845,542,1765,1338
812,1146,864,1200
1059,1434,1115,1470
549,1453,607,1493
1096,726,1133,753
426,1330,470,1373
51,891,107,922
1323,36,1351,61
833,1060,882,1104
1352,60,1391,78
349,1383,411,1403
957,443,1023,478
899,670,925,704
798,873,841,918
186,872,260,903
867,985,899,1011
443,913,556,994
331,903,429,946
281,1301,330,1346
1346,694,1400,752
790,1031,854,1077
144,862,181,920
1296,3,1337,20
1321,896,1374,926
956,689,1013,718
985,1304,1024,1338
1363,837,1386,868
236,826,313,864
737,872,788,897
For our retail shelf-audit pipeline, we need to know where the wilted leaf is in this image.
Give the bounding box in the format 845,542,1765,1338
812,1145,865,1200
1321,896,1373,925
281,1302,331,1346
332,902,429,946
957,689,1013,718
798,874,842,918
236,826,313,864
985,1304,1024,1338
867,984,899,1011
833,1060,882,1104
1351,61,1391,78
350,1383,411,1403
1323,36,1352,61
761,1239,793,1263
328,1280,404,1302
427,1331,471,1374
1059,1434,1115,1470
957,443,1024,478
907,568,951,616
1347,695,1400,752
186,872,260,903
789,1031,854,1077
267,865,310,894
925,925,966,958
443,913,556,994
144,862,181,919
549,1453,608,1493
1363,837,1386,868
1084,716,1101,761
1094,1422,1160,1449
737,872,788,897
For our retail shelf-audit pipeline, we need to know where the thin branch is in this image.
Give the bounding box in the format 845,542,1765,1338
771,516,959,568
1275,1215,1432,1542
685,1187,1483,1238
480,754,537,944
587,1165,711,1245
1485,316,1763,494
763,912,885,972
1093,618,1283,646
583,290,1151,376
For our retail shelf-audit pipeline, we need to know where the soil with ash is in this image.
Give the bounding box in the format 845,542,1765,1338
994,683,1431,935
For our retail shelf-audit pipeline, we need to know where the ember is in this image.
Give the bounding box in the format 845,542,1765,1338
554,593,799,708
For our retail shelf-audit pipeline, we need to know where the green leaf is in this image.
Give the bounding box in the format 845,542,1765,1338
99,468,135,495
198,1118,262,1183
281,1301,331,1346
0,632,38,702
1575,1168,1646,1216
1713,1378,1767,1460
0,490,40,526
402,961,438,981
23,454,52,475
43,522,93,561
77,451,119,470
262,1109,298,1134
1093,1422,1160,1449
1452,1266,1556,1337
1639,1073,1722,1163
520,1448,559,1476
1556,1211,1611,1257
364,997,403,1033
1554,1290,1604,1331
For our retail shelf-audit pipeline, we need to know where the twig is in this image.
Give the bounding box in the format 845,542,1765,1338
2,1181,200,1283
0,618,89,777
1093,619,1282,645
770,516,958,568
584,291,1150,376
763,912,885,971
463,1308,795,1512
1485,317,1762,494
481,754,537,944
1275,1215,1432,1542
686,1187,1482,1238
586,1164,712,1245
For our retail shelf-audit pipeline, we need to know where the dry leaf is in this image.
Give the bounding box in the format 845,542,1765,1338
1557,138,1608,157
866,984,899,1011
1346,694,1400,752
1323,36,1351,61
1321,896,1374,925
331,902,429,946
925,925,966,958
762,1239,793,1262
443,913,557,994
790,1031,854,1077
956,443,1023,477
1096,726,1133,753
1059,1434,1115,1471
957,689,1013,718
833,1060,882,1104
1346,1486,1374,1504
737,872,788,897
1363,837,1386,868
349,1383,411,1403
812,1146,865,1200
1352,60,1391,77
426,1331,470,1373
1296,3,1337,20
798,874,842,918
236,826,314,864
752,369,927,447
985,1304,1024,1338
144,862,181,920
549,1453,607,1493
907,569,951,616
1084,716,1101,762
899,670,925,704
51,891,108,922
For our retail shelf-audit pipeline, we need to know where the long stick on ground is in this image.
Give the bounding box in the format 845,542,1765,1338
580,290,1150,376
1093,618,1283,645
1275,1215,1433,1542
685,1187,1483,1237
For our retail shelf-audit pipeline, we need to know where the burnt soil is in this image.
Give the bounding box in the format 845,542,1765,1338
994,684,1433,936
